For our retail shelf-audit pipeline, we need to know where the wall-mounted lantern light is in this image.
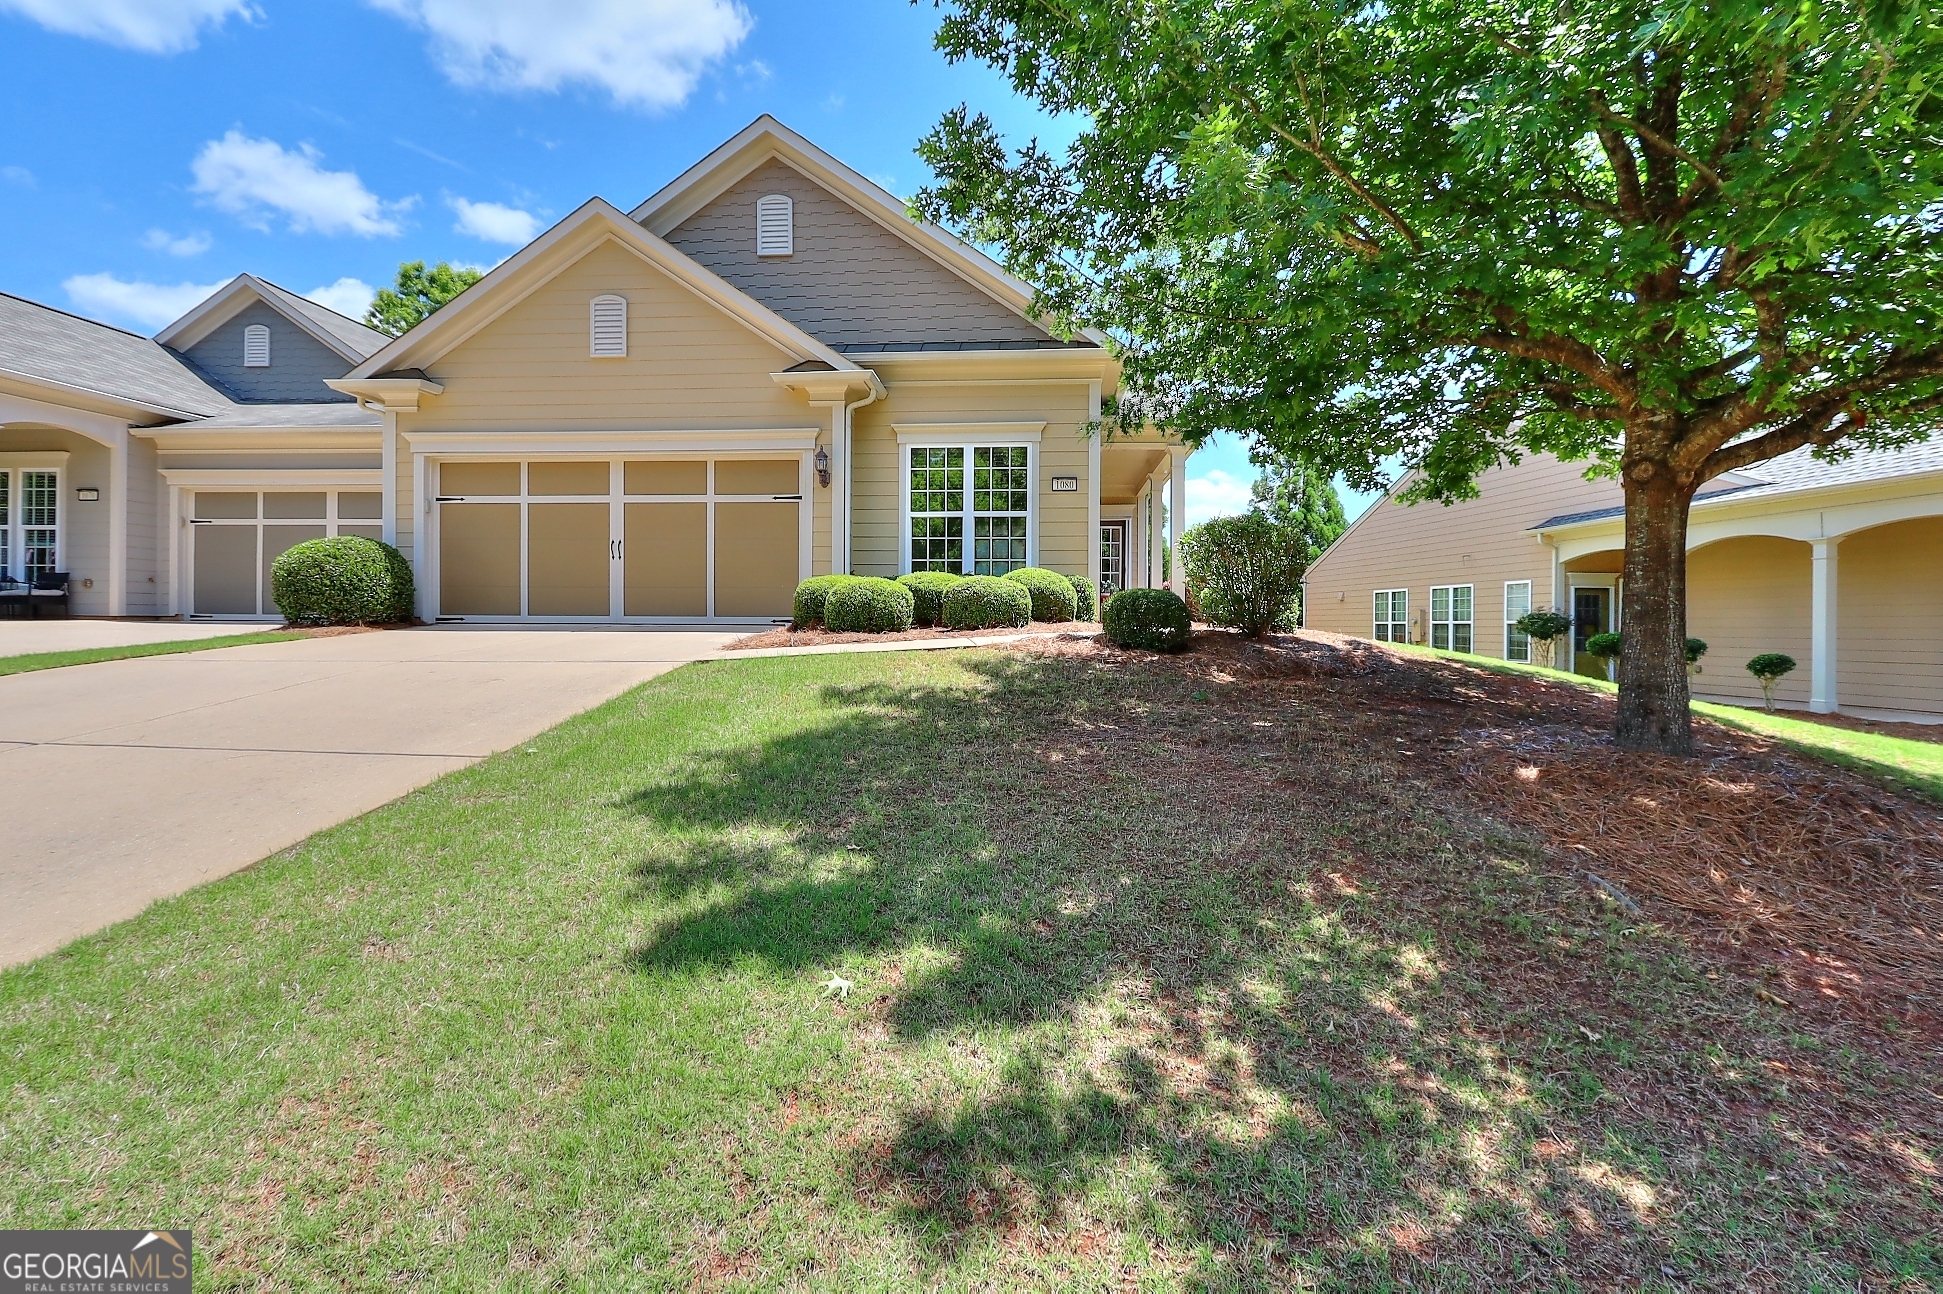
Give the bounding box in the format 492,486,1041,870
814,446,831,487
75,488,100,501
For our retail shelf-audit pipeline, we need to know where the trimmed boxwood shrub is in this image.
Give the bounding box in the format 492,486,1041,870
1004,567,1079,622
792,574,863,627
1586,631,1623,660
271,535,414,625
1103,587,1191,653
824,577,915,633
942,575,1032,630
1068,575,1097,622
897,571,962,627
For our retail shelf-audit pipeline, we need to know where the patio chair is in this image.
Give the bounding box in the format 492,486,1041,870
0,573,27,618
28,571,70,618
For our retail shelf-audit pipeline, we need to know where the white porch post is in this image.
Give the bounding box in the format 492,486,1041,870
1086,380,1102,593
1810,536,1839,713
813,401,848,573
380,410,398,546
108,431,129,615
1167,447,1187,597
1147,476,1163,589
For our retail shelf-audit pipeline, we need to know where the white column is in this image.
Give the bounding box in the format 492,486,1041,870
1167,447,1187,597
108,431,129,615
166,484,182,617
1147,476,1164,589
380,409,398,546
815,401,848,573
1810,537,1839,713
1086,380,1102,593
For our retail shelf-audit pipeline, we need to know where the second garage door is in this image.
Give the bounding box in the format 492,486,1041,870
435,458,802,621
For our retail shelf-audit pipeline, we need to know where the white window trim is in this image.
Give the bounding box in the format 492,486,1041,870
1373,588,1407,643
589,294,628,358
899,440,1038,575
0,462,64,586
1430,583,1474,652
1504,580,1533,662
756,193,793,256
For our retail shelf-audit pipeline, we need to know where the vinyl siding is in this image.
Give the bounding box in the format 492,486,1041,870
173,300,357,403
124,434,158,614
1686,536,1812,707
1837,517,1943,714
850,381,1092,578
663,158,1053,350
1304,454,1622,653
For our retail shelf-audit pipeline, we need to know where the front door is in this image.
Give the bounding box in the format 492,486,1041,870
1572,587,1612,677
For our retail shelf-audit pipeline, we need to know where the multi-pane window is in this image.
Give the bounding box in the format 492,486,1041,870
908,447,964,573
1373,589,1407,642
908,444,1031,575
16,471,57,580
1430,584,1473,652
1504,581,1533,662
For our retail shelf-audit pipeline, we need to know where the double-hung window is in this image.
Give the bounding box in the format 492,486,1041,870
1504,581,1533,662
0,467,60,581
1373,589,1407,642
1430,584,1473,652
907,444,1031,575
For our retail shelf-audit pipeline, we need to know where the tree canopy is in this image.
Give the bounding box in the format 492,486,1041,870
916,0,1943,752
365,261,485,337
1248,455,1348,568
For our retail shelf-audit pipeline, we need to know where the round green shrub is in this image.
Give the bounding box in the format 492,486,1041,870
1685,637,1709,664
1068,575,1097,622
824,577,915,633
1178,512,1304,636
1747,651,1797,682
1585,631,1623,660
1103,587,1192,653
793,574,863,627
1003,567,1078,621
271,536,414,625
897,571,963,627
1514,609,1574,642
941,575,1032,630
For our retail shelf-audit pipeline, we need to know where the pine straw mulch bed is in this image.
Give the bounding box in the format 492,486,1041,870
1014,628,1943,1035
724,620,1093,650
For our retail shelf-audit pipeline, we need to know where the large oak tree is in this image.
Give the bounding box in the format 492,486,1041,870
915,0,1943,754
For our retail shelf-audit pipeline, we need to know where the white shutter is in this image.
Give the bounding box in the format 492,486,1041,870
242,324,270,367
755,194,793,256
589,294,627,357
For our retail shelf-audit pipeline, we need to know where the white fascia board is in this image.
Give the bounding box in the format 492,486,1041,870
631,115,1108,348
401,428,822,456
0,366,204,424
159,467,384,487
154,274,370,364
348,199,858,380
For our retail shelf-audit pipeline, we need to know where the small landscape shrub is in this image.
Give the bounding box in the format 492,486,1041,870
942,575,1032,630
271,536,414,625
1747,651,1797,712
897,571,962,627
824,577,915,633
1585,631,1623,660
1179,511,1307,636
1103,587,1192,653
1514,610,1574,642
1004,567,1078,622
1685,637,1709,673
1068,575,1097,622
792,574,863,627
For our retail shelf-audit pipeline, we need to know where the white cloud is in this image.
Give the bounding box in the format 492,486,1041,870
1185,467,1257,528
305,277,377,320
448,196,539,245
0,0,253,53
63,272,227,331
367,0,751,110
191,131,409,237
1,165,34,187
141,228,211,256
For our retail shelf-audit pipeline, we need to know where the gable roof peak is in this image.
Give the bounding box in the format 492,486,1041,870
154,272,389,363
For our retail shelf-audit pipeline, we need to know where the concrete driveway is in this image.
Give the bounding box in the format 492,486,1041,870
0,625,736,967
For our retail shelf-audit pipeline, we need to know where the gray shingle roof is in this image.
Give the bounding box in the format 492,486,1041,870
0,291,230,418
178,402,382,429
253,278,390,360
1531,435,1943,530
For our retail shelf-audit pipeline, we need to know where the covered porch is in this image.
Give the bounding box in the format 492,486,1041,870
1098,429,1189,598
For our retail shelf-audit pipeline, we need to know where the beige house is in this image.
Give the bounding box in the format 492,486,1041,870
0,117,1191,627
1303,443,1943,721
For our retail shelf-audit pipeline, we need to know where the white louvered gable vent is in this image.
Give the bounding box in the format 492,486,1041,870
755,194,793,257
589,294,628,358
243,324,270,367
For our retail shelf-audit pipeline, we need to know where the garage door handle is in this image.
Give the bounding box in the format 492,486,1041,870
434,496,464,502
188,518,213,525
610,540,623,560
773,494,803,501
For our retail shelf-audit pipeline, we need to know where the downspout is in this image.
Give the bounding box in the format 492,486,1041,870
837,374,884,574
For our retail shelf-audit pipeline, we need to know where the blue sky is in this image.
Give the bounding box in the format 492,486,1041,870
0,0,1378,521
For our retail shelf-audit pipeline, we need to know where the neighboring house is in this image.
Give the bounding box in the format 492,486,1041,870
0,116,1190,624
1303,445,1943,721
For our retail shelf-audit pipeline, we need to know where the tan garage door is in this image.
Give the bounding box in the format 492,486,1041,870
191,490,385,618
433,457,801,620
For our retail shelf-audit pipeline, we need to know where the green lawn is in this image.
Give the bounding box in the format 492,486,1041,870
1402,643,1943,803
1,649,1933,1289
0,630,304,677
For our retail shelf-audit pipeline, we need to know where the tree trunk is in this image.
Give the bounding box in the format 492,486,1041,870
1614,464,1698,755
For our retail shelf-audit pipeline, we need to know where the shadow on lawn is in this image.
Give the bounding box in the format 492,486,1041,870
617,651,1915,1287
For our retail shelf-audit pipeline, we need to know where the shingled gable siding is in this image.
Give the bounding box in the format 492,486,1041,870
662,158,1056,350
1304,454,1623,654
388,238,817,568
849,380,1093,580
174,300,359,403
